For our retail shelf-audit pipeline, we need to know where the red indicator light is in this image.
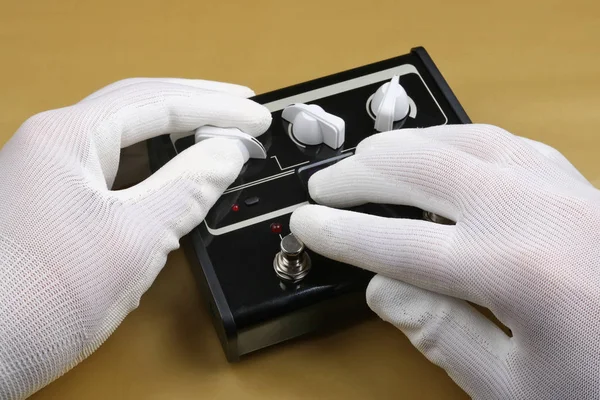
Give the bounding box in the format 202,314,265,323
232,204,240,212
270,222,282,234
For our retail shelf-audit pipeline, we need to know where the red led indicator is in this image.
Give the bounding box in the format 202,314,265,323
270,222,282,234
231,204,240,212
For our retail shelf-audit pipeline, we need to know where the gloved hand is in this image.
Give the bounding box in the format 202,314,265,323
290,124,600,399
0,78,271,399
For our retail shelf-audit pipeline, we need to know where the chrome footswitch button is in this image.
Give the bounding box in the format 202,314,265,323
273,234,311,283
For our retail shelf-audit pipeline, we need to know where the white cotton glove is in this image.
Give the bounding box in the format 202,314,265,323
290,124,600,399
0,78,271,399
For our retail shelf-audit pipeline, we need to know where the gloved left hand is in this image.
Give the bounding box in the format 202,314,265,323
0,78,271,399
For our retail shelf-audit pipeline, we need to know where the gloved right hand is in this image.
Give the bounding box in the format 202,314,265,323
290,124,600,399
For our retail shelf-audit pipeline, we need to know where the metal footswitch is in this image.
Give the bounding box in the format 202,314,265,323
273,234,312,283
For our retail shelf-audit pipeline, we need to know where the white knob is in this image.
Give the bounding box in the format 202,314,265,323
282,104,345,149
371,75,410,132
194,126,267,163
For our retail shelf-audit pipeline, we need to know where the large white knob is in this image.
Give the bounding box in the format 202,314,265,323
371,75,410,132
194,126,267,163
282,104,345,149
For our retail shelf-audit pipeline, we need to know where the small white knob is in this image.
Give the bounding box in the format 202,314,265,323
282,104,345,149
371,75,410,132
194,126,267,163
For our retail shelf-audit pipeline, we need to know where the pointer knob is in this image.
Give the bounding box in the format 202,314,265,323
282,104,345,149
371,75,410,131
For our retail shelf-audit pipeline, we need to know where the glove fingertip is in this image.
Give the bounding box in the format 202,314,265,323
306,156,363,206
307,169,328,203
365,274,388,315
290,204,337,252
205,93,272,138
366,275,407,320
290,204,323,237
190,137,247,181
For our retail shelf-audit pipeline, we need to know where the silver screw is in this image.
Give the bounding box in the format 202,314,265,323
273,234,312,283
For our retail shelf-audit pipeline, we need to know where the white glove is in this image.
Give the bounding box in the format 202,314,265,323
0,78,271,399
290,124,600,399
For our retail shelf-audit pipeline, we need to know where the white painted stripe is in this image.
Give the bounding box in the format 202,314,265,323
270,155,310,171
262,64,419,111
223,170,295,194
205,202,309,236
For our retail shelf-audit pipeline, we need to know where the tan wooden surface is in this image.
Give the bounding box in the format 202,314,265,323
2,1,600,398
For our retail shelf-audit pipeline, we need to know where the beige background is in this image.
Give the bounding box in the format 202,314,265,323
2,1,600,398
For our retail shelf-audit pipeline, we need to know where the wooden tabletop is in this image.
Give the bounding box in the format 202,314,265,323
2,1,600,398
